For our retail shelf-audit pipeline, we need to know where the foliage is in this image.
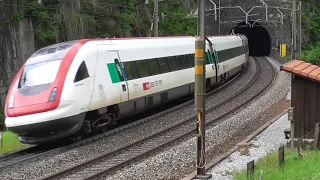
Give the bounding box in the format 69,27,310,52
301,0,320,64
0,131,30,156
4,0,196,49
6,1,59,48
233,147,320,180
302,0,320,44
160,0,197,36
302,41,320,65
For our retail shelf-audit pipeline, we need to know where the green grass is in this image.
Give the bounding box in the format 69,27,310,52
233,147,320,180
0,131,30,156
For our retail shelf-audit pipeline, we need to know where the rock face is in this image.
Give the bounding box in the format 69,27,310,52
0,0,35,108
57,0,87,41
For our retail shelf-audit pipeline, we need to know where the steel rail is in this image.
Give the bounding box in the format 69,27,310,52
40,57,275,180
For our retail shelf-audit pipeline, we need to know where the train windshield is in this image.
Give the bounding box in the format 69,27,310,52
20,60,62,88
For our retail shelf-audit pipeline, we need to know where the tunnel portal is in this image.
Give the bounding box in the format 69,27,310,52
231,21,271,57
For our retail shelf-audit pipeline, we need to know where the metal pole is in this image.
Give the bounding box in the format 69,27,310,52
280,21,283,44
293,0,297,59
218,0,221,35
299,1,302,60
290,11,293,59
194,0,211,179
154,0,159,37
280,22,283,55
276,8,283,45
260,0,268,21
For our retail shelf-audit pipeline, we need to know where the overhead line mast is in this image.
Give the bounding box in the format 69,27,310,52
194,0,212,179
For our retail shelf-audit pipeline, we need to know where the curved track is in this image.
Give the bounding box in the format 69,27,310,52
39,57,276,180
0,59,244,172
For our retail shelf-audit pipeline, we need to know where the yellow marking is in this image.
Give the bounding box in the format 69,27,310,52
195,65,203,74
195,49,204,59
280,44,287,57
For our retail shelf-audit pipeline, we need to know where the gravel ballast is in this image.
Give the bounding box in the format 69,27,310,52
103,58,291,180
0,57,256,179
209,113,290,180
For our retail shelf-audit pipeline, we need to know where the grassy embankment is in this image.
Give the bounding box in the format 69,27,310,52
0,110,29,156
233,147,320,180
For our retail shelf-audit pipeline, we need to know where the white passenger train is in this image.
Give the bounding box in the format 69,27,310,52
4,35,249,144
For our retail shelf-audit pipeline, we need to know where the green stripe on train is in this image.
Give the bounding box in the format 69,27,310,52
107,63,121,83
206,52,213,64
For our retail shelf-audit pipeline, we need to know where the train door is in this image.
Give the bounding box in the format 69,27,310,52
109,51,129,102
212,47,220,69
205,37,219,83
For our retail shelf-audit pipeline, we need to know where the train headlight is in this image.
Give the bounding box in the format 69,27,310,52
8,95,14,109
48,87,58,102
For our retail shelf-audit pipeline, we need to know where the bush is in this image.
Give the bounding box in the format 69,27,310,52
302,41,320,65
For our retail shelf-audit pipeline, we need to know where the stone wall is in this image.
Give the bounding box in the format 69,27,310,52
0,0,35,108
206,0,295,52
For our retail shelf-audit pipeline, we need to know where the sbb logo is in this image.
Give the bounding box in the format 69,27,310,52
142,80,162,91
143,82,150,91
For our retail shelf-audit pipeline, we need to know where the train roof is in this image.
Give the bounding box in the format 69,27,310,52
33,35,243,53
25,35,245,65
26,40,79,65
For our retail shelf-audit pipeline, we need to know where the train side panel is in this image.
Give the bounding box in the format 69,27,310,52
88,45,123,111
60,42,98,116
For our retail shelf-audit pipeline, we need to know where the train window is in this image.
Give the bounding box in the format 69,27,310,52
231,48,235,58
189,54,195,66
20,60,62,88
124,61,139,80
233,47,238,57
204,52,208,64
205,51,211,64
47,47,57,54
234,46,241,57
184,54,193,68
148,58,160,75
176,55,185,70
167,56,177,71
217,50,222,62
219,49,227,62
214,51,220,63
74,61,89,83
211,51,216,63
158,57,169,73
136,60,150,78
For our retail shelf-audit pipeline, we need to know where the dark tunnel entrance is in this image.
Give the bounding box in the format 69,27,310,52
230,21,271,56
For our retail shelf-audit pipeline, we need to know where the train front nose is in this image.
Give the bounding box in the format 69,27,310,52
4,58,68,142
5,86,60,135
6,113,80,137
5,101,85,144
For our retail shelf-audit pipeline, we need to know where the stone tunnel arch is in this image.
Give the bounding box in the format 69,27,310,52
230,21,272,57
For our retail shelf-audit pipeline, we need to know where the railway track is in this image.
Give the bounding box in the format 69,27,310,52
0,145,43,168
0,56,245,173
40,57,276,180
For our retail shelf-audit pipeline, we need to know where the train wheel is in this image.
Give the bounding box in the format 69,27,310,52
70,133,82,143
